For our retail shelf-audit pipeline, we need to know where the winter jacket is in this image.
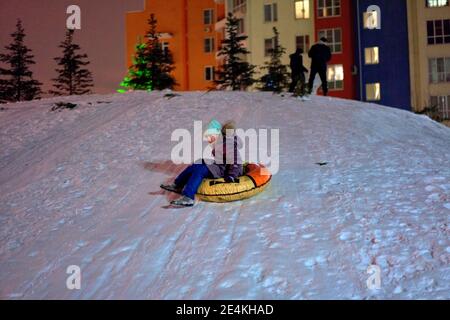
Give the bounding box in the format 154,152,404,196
205,134,243,180
308,42,332,70
290,53,308,77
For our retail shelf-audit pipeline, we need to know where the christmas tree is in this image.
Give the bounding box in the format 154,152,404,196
215,13,255,91
118,40,152,93
119,14,175,92
0,19,42,103
50,29,93,96
258,27,289,93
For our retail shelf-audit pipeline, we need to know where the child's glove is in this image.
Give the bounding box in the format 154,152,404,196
224,176,236,183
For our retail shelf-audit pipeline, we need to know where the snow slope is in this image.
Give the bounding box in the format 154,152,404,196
0,91,449,299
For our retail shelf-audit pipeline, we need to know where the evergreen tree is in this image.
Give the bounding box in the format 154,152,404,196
118,39,152,92
215,13,255,91
258,27,289,93
145,14,176,90
0,19,42,103
119,14,176,92
50,29,93,96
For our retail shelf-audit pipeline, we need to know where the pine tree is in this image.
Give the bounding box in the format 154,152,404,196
50,29,93,96
258,27,289,93
145,14,176,90
0,19,42,103
215,13,255,91
118,39,152,93
119,14,176,92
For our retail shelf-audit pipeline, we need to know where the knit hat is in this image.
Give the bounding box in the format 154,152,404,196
221,120,236,136
204,118,222,137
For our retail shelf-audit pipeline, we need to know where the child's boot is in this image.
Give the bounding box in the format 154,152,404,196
160,183,182,194
170,195,195,207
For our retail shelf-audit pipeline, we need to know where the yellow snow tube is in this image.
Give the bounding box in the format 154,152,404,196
196,164,272,203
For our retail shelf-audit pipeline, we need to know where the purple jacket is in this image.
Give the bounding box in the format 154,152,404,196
205,134,243,179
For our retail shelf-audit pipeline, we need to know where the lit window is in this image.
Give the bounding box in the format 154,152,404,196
327,64,344,90
318,28,342,53
295,0,310,19
318,0,341,18
264,3,278,22
365,47,379,64
366,83,381,101
430,96,450,120
428,57,450,83
426,0,449,8
205,66,215,81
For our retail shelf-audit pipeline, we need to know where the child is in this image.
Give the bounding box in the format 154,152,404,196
161,119,243,207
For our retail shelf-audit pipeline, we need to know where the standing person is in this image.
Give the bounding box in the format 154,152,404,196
160,120,243,207
307,37,332,96
289,48,309,99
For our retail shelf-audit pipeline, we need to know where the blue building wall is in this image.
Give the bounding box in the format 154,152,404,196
354,0,411,110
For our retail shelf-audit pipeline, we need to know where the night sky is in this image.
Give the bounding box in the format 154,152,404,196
0,0,144,95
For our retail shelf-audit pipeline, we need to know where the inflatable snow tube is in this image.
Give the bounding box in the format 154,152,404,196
196,164,272,203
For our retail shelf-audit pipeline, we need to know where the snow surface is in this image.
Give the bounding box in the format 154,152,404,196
0,91,449,299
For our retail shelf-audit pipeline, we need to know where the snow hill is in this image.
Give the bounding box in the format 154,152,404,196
0,91,449,299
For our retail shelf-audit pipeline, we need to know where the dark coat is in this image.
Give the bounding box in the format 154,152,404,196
205,134,243,179
290,53,308,77
308,42,332,70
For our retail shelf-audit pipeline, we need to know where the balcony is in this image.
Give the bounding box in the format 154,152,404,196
215,18,226,32
156,33,173,40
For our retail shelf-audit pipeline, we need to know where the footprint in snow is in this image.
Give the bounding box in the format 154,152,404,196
339,231,353,241
304,258,316,267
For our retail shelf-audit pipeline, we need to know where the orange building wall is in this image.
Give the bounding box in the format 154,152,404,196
126,0,224,91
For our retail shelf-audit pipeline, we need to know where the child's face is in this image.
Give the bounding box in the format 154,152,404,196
207,135,218,144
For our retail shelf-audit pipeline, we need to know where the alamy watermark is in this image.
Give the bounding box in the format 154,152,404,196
66,265,81,290
366,264,381,290
66,5,81,30
364,5,381,30
170,121,280,175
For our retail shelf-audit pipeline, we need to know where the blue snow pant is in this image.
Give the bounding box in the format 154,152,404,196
175,164,213,200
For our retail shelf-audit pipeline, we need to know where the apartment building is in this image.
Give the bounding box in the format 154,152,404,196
407,0,450,119
221,0,315,78
313,0,357,99
125,0,450,118
126,0,225,91
354,0,411,110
